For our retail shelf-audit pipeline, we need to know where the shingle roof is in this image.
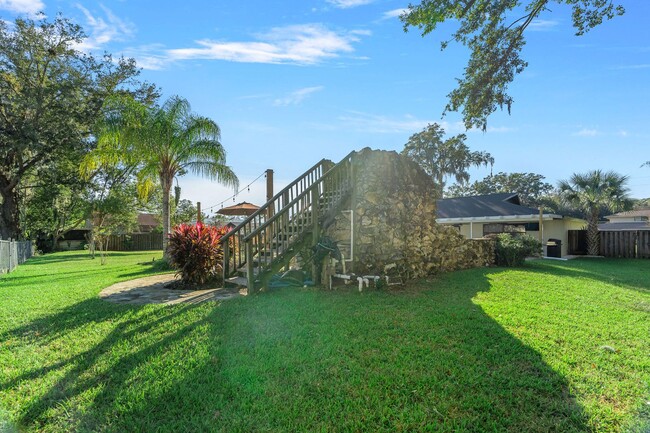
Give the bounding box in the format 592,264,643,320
137,213,159,227
598,221,650,231
605,209,650,219
436,193,542,219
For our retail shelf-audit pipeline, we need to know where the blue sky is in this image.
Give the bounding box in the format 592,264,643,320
2,0,649,215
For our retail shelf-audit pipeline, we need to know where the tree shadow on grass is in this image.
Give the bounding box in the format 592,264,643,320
23,251,152,266
4,266,599,432
2,299,203,431
525,258,650,293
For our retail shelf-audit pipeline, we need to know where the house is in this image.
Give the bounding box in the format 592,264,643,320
136,213,160,233
599,209,650,231
436,193,586,257
56,212,160,250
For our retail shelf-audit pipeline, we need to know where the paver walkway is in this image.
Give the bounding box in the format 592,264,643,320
99,274,245,305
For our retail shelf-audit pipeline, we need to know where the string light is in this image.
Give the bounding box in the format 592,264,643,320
203,170,267,212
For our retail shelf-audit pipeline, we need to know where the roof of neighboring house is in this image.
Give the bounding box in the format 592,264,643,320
436,193,557,221
599,221,650,231
605,209,650,219
137,213,159,227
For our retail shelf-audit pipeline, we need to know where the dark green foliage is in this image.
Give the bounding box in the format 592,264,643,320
0,15,156,239
446,172,555,207
166,222,229,285
494,233,542,266
402,123,493,197
401,1,624,130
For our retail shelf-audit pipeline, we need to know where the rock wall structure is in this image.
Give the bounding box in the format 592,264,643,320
325,148,493,280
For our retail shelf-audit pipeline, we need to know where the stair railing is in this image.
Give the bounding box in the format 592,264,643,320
221,158,334,281
241,151,356,290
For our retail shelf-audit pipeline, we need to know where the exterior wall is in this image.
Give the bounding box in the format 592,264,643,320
325,149,494,280
443,217,586,257
56,240,86,251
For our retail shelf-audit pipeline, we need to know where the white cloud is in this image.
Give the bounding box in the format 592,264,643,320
381,8,408,20
573,128,600,137
338,111,438,134
161,24,367,67
612,64,650,70
337,111,513,135
528,19,559,31
74,4,135,51
0,0,44,16
327,0,374,8
273,86,323,106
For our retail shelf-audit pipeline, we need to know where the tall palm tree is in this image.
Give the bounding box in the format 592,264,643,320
87,96,239,254
558,170,631,255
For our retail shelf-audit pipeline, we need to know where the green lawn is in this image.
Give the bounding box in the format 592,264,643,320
1,252,648,432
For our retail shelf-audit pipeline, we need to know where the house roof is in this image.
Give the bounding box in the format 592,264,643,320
605,209,650,219
137,213,159,227
599,221,650,231
436,193,552,221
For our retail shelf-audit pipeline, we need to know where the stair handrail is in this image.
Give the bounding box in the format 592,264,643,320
243,150,356,242
220,158,330,245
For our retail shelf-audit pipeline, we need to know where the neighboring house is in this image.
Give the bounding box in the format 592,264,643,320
436,193,586,257
599,209,650,231
57,212,160,250
136,213,160,233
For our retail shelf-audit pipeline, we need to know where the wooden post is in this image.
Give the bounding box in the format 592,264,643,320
539,207,544,255
266,169,274,218
311,183,321,284
266,169,274,246
223,238,230,283
246,241,255,293
197,202,202,223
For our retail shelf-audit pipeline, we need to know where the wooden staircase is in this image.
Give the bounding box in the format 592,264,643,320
220,151,355,292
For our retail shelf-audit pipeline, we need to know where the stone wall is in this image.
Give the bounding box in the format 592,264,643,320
325,148,493,280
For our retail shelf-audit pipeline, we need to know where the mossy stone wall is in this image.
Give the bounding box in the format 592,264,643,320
325,148,493,279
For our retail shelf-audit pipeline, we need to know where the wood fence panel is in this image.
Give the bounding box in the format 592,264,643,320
105,233,162,251
639,231,650,259
599,230,650,259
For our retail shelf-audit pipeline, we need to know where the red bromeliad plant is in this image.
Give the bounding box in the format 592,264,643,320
167,222,230,285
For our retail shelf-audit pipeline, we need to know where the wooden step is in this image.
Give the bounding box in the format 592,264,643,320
226,275,248,287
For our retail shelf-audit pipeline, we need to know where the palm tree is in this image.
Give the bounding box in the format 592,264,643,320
87,96,239,254
558,170,632,255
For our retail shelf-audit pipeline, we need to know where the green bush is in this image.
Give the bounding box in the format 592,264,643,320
167,222,230,285
494,233,542,267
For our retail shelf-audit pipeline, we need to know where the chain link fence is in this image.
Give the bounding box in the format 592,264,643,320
0,240,33,274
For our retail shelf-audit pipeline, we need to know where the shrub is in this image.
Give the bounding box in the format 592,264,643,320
167,222,230,285
494,233,542,267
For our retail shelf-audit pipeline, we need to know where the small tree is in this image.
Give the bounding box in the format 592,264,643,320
402,123,493,198
559,170,632,255
85,167,139,264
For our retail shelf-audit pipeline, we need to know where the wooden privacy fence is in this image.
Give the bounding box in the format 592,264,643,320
600,230,650,258
104,233,163,251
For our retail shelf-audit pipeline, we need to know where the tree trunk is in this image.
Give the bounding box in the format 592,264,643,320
161,175,173,256
0,179,21,240
586,213,600,256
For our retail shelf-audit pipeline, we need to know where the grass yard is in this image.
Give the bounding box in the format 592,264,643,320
1,252,649,432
